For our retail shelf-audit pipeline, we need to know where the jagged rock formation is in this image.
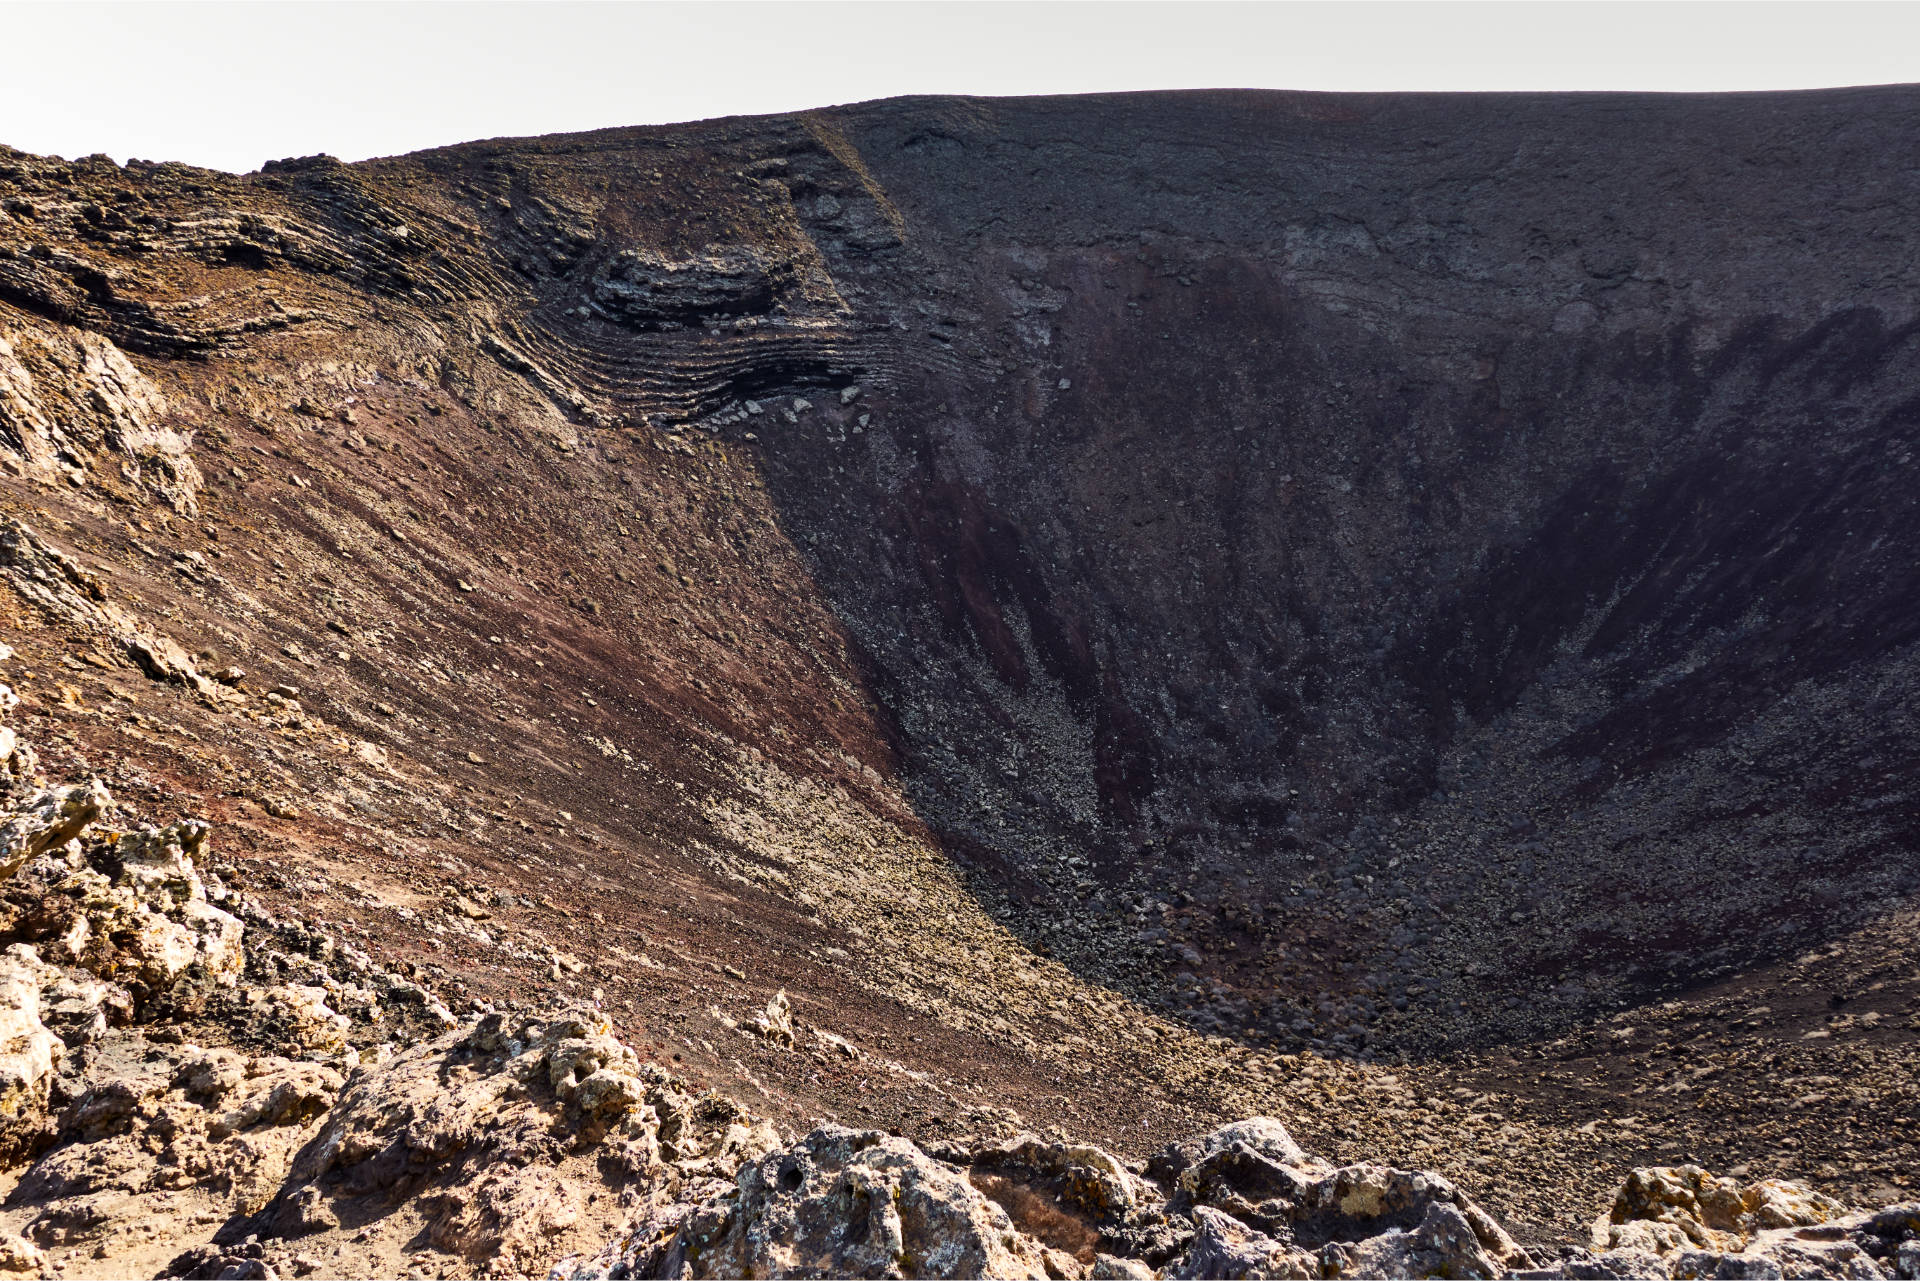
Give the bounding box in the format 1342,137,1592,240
0,87,1915,1275
1535,1167,1920,1279
0,688,455,1275
552,1116,1539,1280
554,1124,1920,1280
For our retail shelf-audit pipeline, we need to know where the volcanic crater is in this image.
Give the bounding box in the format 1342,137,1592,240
0,88,1912,1279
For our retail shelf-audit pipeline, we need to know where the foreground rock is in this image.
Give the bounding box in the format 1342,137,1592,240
555,1113,1536,1279
557,1124,1920,1280
0,710,478,1275
162,1008,778,1280
1512,1165,1920,1279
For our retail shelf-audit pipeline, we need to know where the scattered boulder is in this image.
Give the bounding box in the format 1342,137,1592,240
1150,1116,1316,1181
12,818,246,1011
1143,1116,1528,1277
971,1131,1143,1224
1319,1199,1509,1279
1141,1119,1530,1278
965,1129,1157,1265
753,988,794,1047
249,984,350,1054
0,1231,45,1275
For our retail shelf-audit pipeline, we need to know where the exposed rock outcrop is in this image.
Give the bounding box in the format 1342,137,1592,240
558,1126,1920,1281
588,247,792,330
556,1115,1542,1280
0,778,110,882
620,1126,1056,1279
0,319,200,510
1597,1164,1849,1255
0,520,233,704
0,945,63,1160
1516,1167,1920,1279
0,712,517,1275
1497,1167,1920,1275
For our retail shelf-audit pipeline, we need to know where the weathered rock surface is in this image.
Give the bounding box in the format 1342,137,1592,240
1596,1165,1849,1255
557,1115,1541,1280
615,1126,1055,1279
0,945,63,1160
1515,1167,1920,1279
0,714,538,1276
0,319,199,509
588,248,791,330
0,780,109,882
558,1124,1920,1280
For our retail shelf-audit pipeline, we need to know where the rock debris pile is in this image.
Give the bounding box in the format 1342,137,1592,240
555,1115,1920,1280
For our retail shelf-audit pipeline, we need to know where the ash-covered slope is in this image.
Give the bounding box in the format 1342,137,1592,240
662,88,1920,1052
0,87,1916,1275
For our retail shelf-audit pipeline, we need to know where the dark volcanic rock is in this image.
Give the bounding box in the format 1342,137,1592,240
588,247,789,329
717,89,1920,1051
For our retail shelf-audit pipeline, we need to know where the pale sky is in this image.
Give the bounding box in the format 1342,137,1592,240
5,1,1920,174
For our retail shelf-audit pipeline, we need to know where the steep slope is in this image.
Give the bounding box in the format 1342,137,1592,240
0,87,1915,1273
736,90,1920,1054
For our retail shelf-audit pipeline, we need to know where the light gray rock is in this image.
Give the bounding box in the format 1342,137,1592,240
637,1126,1052,1279
1169,1204,1317,1279
1321,1200,1506,1279
0,320,199,511
0,946,62,1158
0,781,110,882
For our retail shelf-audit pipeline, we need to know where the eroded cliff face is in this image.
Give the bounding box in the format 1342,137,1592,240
0,89,1915,1273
